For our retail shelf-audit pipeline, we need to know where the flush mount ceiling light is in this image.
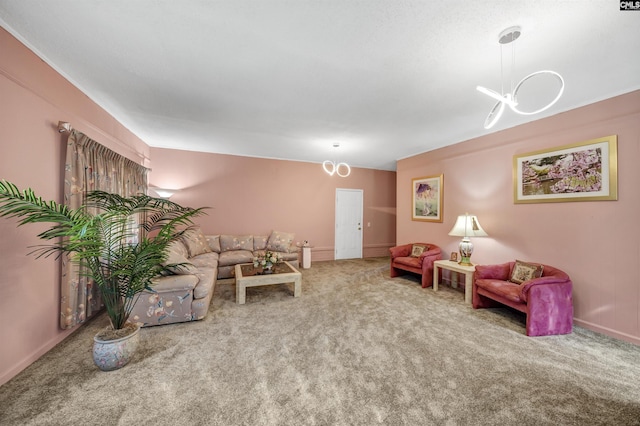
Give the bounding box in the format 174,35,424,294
477,26,565,129
322,142,351,177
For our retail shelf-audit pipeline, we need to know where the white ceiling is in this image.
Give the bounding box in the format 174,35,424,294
1,1,639,171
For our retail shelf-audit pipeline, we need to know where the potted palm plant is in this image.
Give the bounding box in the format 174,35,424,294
0,180,206,370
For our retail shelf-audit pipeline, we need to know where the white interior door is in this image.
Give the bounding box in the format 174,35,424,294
335,189,363,260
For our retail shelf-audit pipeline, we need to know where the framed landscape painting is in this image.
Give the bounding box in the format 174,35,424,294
412,174,443,222
514,135,617,204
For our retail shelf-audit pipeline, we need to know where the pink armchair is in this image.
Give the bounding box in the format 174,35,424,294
473,262,573,336
389,243,442,288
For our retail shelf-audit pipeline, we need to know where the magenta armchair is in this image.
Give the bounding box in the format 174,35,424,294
473,262,573,336
389,243,442,288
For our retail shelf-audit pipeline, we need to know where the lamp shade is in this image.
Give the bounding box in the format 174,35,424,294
448,214,488,238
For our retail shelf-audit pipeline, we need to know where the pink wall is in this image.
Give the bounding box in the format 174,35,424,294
0,28,150,385
149,148,397,261
397,90,640,345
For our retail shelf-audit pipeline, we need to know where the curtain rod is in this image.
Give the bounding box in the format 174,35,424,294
57,121,151,168
57,121,72,133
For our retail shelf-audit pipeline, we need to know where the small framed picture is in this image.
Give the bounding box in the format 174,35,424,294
450,252,458,262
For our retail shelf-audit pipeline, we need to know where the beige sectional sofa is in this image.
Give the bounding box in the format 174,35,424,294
130,228,299,327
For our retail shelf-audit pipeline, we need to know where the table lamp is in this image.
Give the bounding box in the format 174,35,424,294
448,213,488,266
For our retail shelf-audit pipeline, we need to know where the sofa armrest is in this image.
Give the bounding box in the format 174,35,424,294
519,277,572,303
420,250,442,274
475,263,511,281
389,244,412,258
150,274,198,292
419,246,441,260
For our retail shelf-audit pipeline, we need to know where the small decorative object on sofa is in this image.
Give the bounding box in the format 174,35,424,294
473,260,573,336
389,243,442,288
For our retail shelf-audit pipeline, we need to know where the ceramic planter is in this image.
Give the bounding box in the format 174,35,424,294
92,324,140,371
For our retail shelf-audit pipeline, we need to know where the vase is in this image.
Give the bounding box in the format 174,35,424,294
92,322,140,371
263,263,273,274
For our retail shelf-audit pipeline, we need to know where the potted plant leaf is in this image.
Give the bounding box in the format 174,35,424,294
0,180,206,370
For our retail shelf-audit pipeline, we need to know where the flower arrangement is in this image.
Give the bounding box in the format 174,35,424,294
253,250,282,270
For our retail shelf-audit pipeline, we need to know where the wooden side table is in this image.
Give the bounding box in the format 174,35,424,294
433,259,476,304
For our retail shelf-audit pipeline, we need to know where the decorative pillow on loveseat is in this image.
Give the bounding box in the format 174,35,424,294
509,260,544,284
181,227,212,258
267,230,295,253
410,244,429,257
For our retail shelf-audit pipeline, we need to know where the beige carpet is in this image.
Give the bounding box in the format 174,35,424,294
1,258,639,425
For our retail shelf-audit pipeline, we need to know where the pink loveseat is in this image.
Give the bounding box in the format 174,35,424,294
473,262,573,336
389,243,442,288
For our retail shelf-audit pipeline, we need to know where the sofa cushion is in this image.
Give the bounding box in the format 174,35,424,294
254,235,268,251
278,252,299,262
190,252,219,269
206,235,221,253
509,260,544,284
393,256,421,269
410,244,429,257
192,267,217,300
217,265,236,279
181,227,212,257
220,234,254,251
167,239,189,258
267,230,295,252
150,273,199,292
253,249,298,263
163,241,198,275
475,278,523,303
218,250,254,267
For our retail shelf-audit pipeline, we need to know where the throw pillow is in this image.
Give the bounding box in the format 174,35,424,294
206,235,221,253
410,244,429,257
267,230,295,253
509,260,544,284
180,227,212,258
254,235,268,251
220,234,254,251
163,242,198,275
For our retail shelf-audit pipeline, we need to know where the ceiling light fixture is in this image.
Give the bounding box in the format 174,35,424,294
322,142,351,177
150,187,177,199
477,26,565,129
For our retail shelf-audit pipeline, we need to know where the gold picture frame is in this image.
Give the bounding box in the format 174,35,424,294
513,135,618,204
412,174,443,222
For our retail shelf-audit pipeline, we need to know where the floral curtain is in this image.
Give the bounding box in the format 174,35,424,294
60,130,148,329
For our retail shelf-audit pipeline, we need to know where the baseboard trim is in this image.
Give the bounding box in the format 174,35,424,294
0,327,75,386
304,243,394,262
573,318,640,346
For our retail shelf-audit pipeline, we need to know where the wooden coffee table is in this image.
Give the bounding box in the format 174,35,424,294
234,261,302,304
